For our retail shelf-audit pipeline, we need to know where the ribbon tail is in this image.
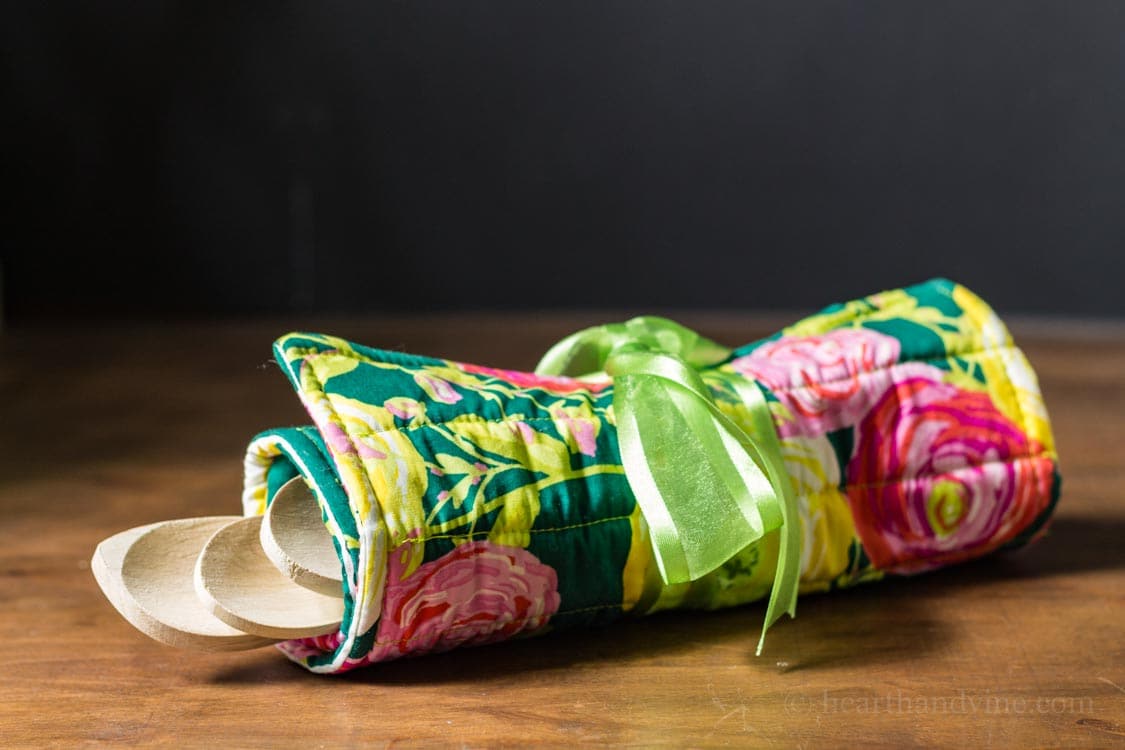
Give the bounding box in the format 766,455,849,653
757,492,800,655
729,380,801,656
696,389,800,656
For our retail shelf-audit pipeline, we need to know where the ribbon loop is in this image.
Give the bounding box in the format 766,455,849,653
536,316,730,379
536,317,800,654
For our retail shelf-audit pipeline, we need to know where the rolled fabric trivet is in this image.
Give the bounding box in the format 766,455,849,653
241,278,1059,674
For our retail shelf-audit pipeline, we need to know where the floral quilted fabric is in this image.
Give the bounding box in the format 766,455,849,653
241,279,1059,673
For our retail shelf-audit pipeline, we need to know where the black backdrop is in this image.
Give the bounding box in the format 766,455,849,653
5,2,1125,320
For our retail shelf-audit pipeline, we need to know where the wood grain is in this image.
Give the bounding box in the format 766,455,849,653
1,314,1123,748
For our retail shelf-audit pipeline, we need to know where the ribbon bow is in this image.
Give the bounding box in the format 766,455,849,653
536,317,799,654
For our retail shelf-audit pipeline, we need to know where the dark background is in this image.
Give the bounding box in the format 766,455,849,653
4,2,1124,322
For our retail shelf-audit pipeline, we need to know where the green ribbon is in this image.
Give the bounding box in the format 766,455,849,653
536,317,800,654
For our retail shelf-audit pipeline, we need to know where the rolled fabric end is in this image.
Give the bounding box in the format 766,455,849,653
242,278,1060,674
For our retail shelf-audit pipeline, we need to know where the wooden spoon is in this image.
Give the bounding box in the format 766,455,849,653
260,477,344,597
194,515,343,640
93,517,280,651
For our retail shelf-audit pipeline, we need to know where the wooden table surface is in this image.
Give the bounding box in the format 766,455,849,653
1,314,1123,748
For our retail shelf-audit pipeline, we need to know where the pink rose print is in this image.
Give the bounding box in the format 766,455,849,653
731,328,903,438
279,541,561,672
846,376,1054,574
369,540,560,661
459,363,609,394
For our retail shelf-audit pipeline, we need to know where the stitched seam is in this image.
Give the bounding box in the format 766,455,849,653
347,414,606,440
396,513,633,544
286,346,606,427
731,344,1027,396
953,292,1036,449
292,345,1052,496
1004,362,1031,447
843,453,1054,494
554,603,623,615
999,349,1036,454
291,357,385,667
291,343,1025,436
285,332,1019,399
